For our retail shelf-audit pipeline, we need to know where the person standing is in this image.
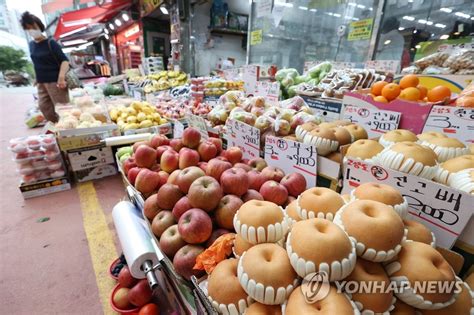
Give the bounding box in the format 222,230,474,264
20,11,69,123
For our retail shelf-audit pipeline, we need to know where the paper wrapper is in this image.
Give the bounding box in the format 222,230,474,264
352,296,396,315
296,194,341,221
377,147,439,180
194,233,236,274
208,295,253,315
350,189,409,219
295,125,311,141
421,141,470,163
302,134,339,156
448,168,474,194
434,166,455,185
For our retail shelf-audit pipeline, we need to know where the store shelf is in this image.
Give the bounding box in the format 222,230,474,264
210,27,247,36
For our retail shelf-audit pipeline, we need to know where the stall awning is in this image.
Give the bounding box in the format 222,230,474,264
54,0,131,40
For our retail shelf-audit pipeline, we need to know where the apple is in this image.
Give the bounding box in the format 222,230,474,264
225,147,243,164
280,173,307,197
159,224,186,258
206,158,232,181
139,304,160,315
173,244,205,280
158,171,169,186
188,176,223,212
113,287,131,309
176,166,205,193
127,167,141,185
182,127,201,149
118,266,138,288
144,194,161,220
242,189,264,202
135,169,161,194
260,180,288,206
178,208,212,244
215,195,243,229
123,158,137,175
197,161,208,173
208,137,223,154
285,195,296,207
156,145,172,161
156,183,184,210
261,166,285,182
172,196,192,220
167,169,181,185
128,279,153,307
247,170,267,191
206,229,231,247
215,155,229,162
233,163,252,172
150,164,160,172
178,148,200,169
160,149,179,173
150,134,170,148
220,167,249,197
248,158,267,171
151,210,175,238
170,138,184,152
133,141,151,152
197,141,217,162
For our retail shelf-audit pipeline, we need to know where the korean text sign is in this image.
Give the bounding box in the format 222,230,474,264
225,119,260,160
343,105,401,138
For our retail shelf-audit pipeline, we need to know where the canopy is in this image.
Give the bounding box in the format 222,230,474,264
54,0,131,40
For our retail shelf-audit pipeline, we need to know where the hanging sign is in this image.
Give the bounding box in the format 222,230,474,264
347,18,373,41
250,29,263,46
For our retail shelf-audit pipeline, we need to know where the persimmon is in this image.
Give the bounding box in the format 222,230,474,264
381,83,401,101
373,96,388,103
427,86,451,103
417,84,428,100
399,87,421,102
371,81,389,96
399,74,419,89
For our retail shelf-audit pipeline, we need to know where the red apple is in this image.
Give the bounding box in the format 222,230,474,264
176,166,205,193
118,266,138,288
206,229,231,247
280,173,307,197
156,145,172,161
133,141,151,152
135,169,161,194
188,176,223,212
144,194,161,220
197,141,217,162
135,146,157,169
233,162,252,172
215,195,243,229
167,169,181,184
159,224,186,258
178,148,200,169
123,158,137,175
113,287,131,309
127,167,141,185
128,279,152,307
151,210,175,238
248,158,267,171
197,161,208,173
215,155,229,162
182,127,201,149
172,245,205,280
172,196,192,220
247,170,267,191
242,189,264,202
150,163,160,172
170,138,184,152
158,171,169,186
225,146,243,164
160,149,179,173
261,166,285,182
259,180,288,206
220,167,249,197
156,183,184,210
208,137,223,154
206,158,232,181
150,134,170,148
178,208,212,244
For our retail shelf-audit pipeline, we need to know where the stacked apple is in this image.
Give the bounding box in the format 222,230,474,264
121,127,307,280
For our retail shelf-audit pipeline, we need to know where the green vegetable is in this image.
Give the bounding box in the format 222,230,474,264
117,146,133,159
119,153,131,163
295,75,310,84
307,61,332,79
288,85,298,98
319,71,328,81
103,84,124,96
281,75,295,88
275,68,299,81
307,78,319,86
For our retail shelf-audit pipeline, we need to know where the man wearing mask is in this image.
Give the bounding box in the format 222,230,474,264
376,17,405,64
20,11,69,123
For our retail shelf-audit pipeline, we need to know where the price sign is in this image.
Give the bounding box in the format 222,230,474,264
187,115,209,140
173,120,184,139
252,81,280,103
365,60,400,74
133,89,142,101
343,105,401,138
342,157,473,248
264,136,317,188
224,119,260,160
422,106,474,144
242,65,259,94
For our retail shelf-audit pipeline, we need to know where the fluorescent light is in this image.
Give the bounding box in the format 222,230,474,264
440,8,452,13
398,27,405,31
384,40,391,45
357,4,365,9
104,28,109,34
415,44,421,48
348,2,356,6
418,19,427,24
326,12,333,16
413,29,417,33
115,19,122,27
352,17,359,21
63,18,92,27
62,39,87,46
104,34,109,40
440,34,449,39
298,6,308,10
453,31,460,35
77,42,94,50
109,24,115,30
59,26,87,39
122,13,129,21
408,0,413,2
455,12,470,19
160,6,169,14
309,9,317,12
369,7,373,11
426,21,433,25
333,13,341,17
403,16,415,21
275,2,293,7
435,23,446,28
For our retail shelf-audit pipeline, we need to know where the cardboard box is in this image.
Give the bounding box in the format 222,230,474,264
57,124,120,151
19,176,71,199
301,95,344,121
67,145,115,172
72,164,117,183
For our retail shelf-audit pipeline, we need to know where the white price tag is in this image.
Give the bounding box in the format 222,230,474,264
342,157,474,248
187,115,209,140
364,60,400,73
252,81,280,103
173,120,184,139
264,136,317,188
242,65,259,94
422,106,473,144
225,119,260,160
133,90,141,101
343,105,401,138
123,79,129,94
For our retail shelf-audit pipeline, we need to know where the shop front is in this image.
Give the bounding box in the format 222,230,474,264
114,22,144,72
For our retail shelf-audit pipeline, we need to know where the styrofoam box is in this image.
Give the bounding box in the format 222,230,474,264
72,164,117,183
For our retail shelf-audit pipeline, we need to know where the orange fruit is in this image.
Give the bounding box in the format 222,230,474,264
373,96,388,103
427,86,452,103
417,84,428,100
371,81,388,96
399,87,421,102
399,74,419,89
381,83,401,101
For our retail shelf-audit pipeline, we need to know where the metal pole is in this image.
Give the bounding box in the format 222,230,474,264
367,0,386,61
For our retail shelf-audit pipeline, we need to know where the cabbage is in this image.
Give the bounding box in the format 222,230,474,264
275,68,299,81
307,78,319,86
295,75,310,84
281,75,295,88
307,61,332,78
288,85,298,98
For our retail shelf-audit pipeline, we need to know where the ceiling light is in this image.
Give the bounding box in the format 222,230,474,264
160,6,169,14
398,27,405,31
275,2,293,7
453,31,460,35
62,39,87,46
63,18,92,27
357,4,365,9
115,19,122,27
415,44,421,48
403,16,415,21
104,34,109,40
384,40,391,45
369,7,373,11
426,21,433,25
440,8,452,13
298,6,308,10
408,0,414,2
413,29,417,33
104,28,109,34
352,17,359,21
309,9,317,12
122,13,129,21
455,12,470,19
434,23,446,28
418,19,427,24
440,34,449,39
326,12,333,16
333,13,341,17
471,17,474,20
348,2,356,6
109,23,115,30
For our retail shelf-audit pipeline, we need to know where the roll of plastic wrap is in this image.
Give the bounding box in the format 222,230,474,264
104,133,151,147
112,201,159,279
